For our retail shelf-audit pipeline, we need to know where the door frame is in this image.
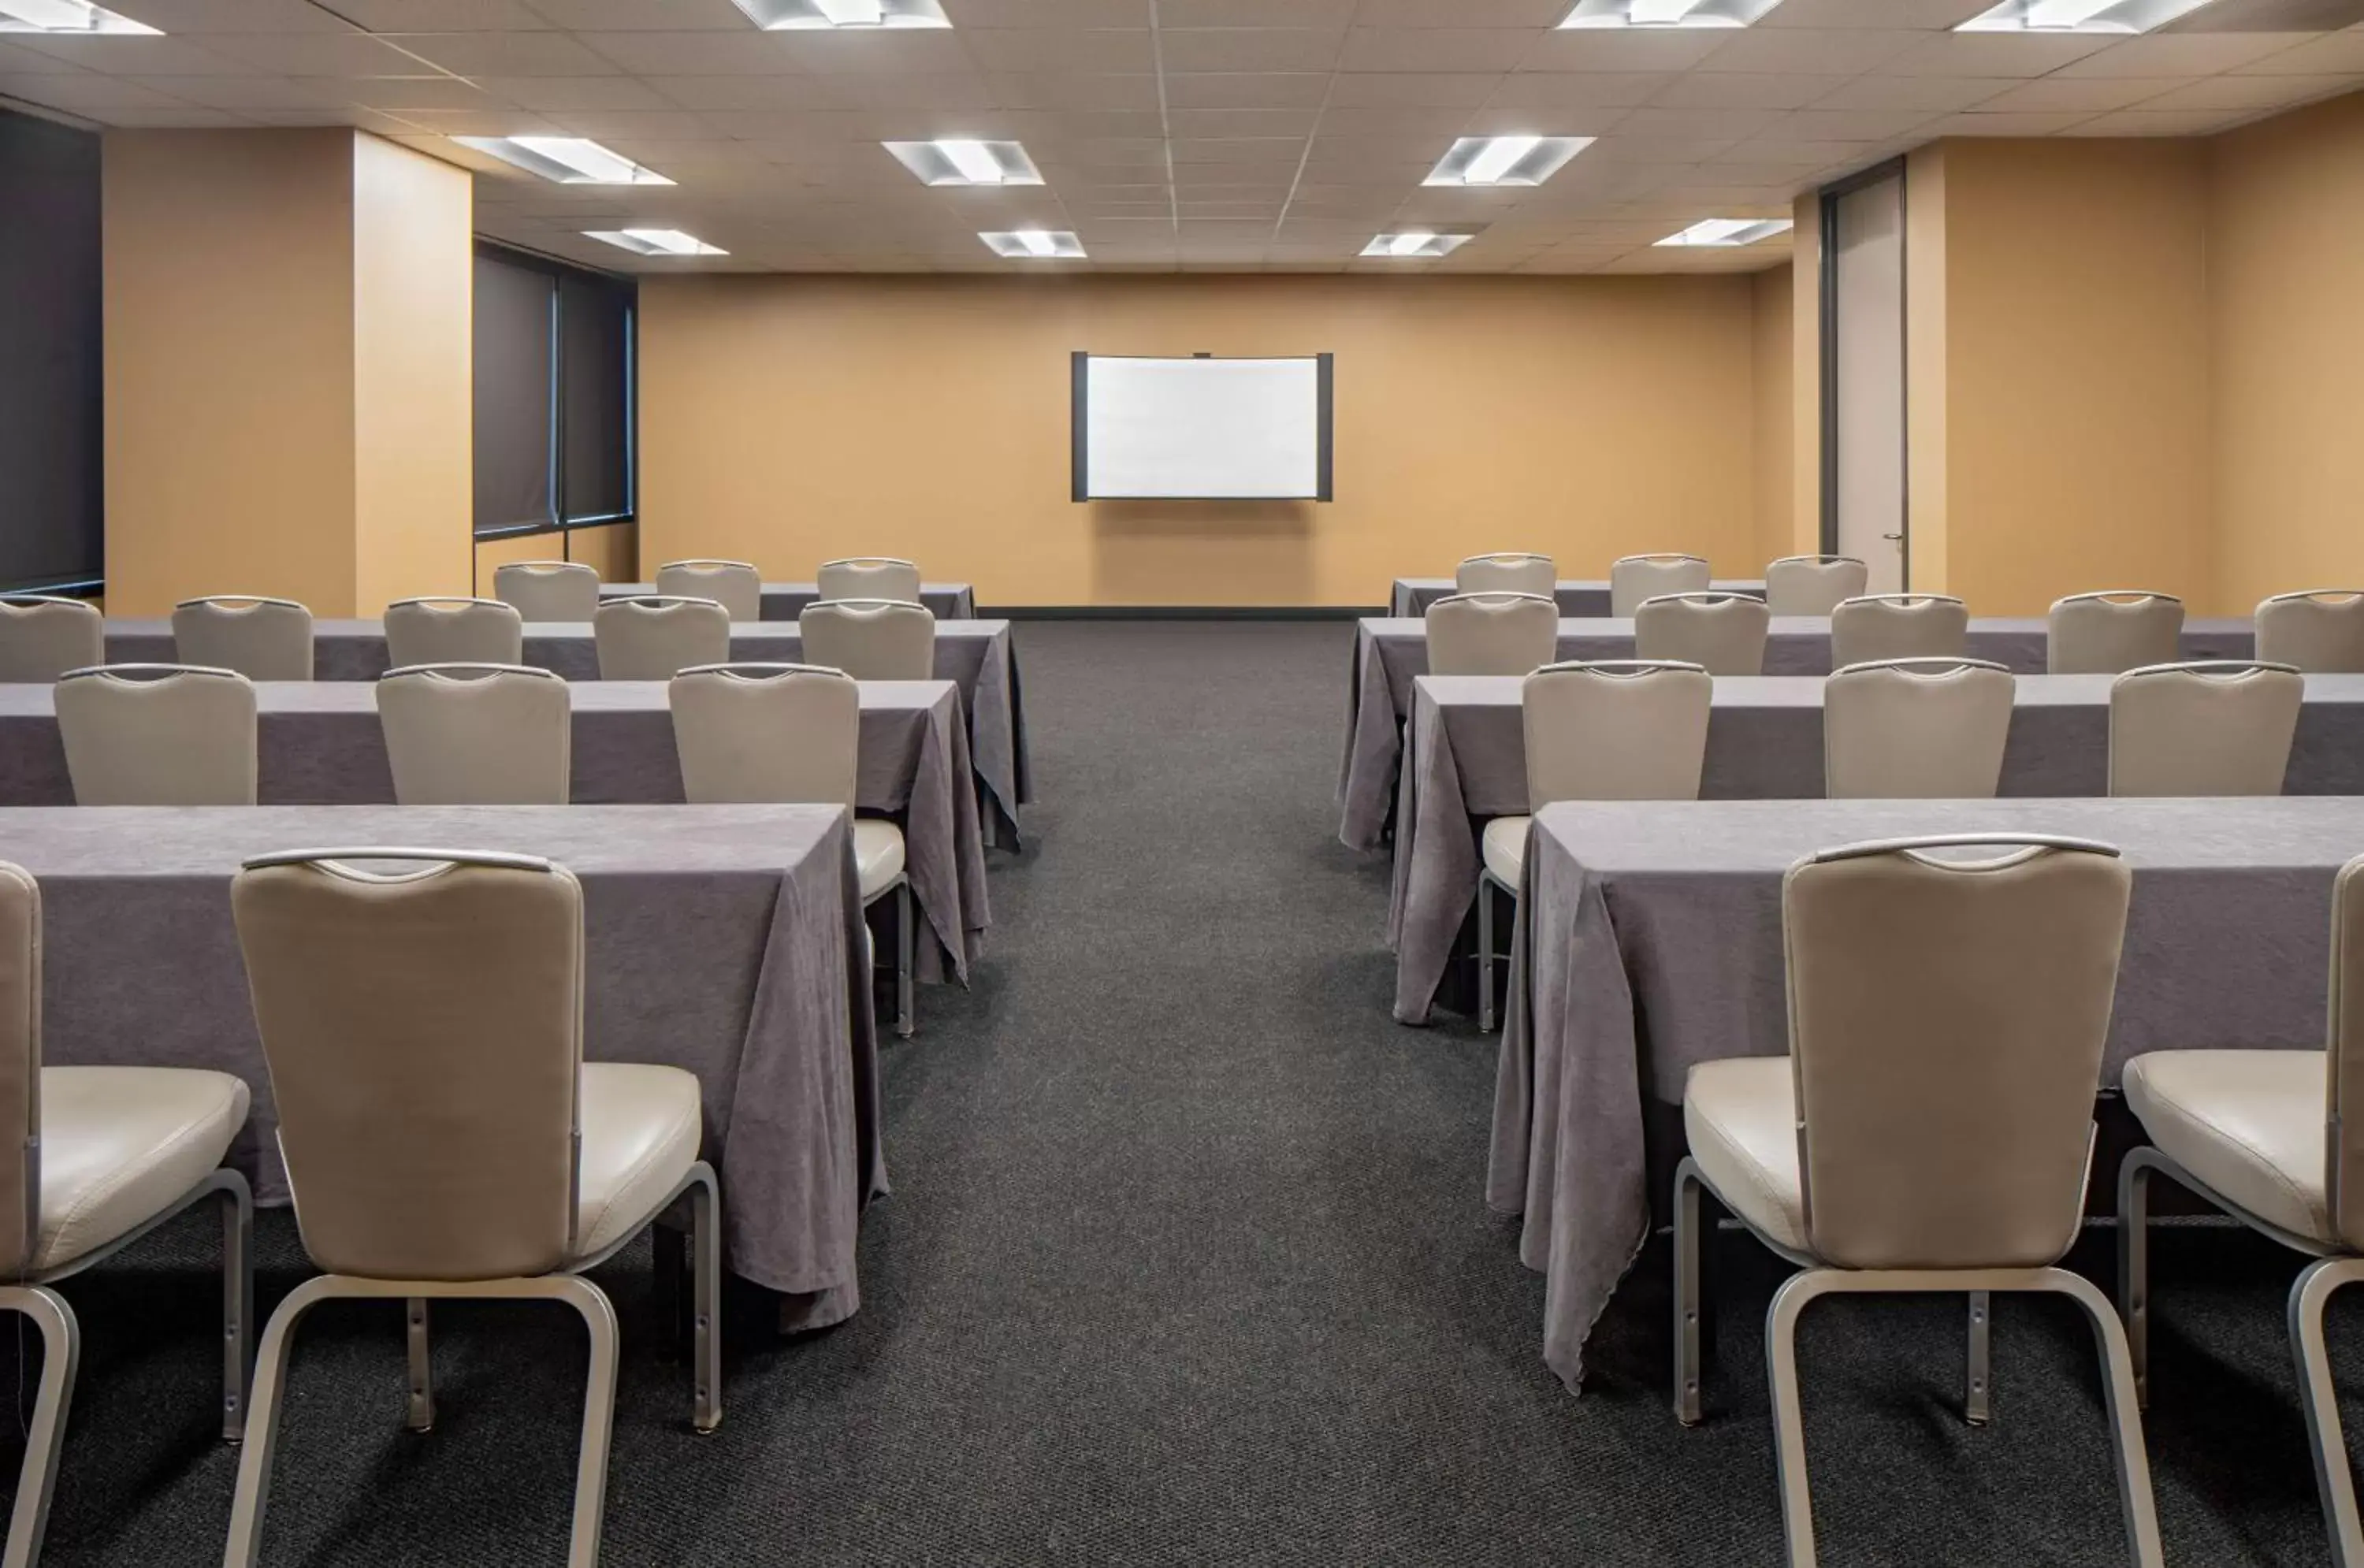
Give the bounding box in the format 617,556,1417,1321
1818,157,1910,589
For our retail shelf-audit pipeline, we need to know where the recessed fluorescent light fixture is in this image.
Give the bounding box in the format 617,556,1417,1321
980,229,1085,259
727,0,951,27
1656,217,1793,247
1956,0,2221,31
584,229,728,258
455,136,673,186
1424,136,1591,188
1360,232,1473,258
1559,0,1786,28
0,0,159,33
884,139,1043,188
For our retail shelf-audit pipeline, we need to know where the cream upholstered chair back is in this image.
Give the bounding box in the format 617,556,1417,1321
1425,592,1556,678
1522,660,1711,804
384,598,523,669
671,663,858,806
1610,554,1710,619
2258,590,2364,673
1634,592,1770,676
0,596,102,684
1823,657,2014,801
816,557,922,605
1830,593,1968,668
0,864,36,1278
54,665,256,806
492,560,600,623
231,851,583,1281
592,596,730,682
799,598,935,681
1764,555,1868,619
173,596,312,682
655,560,760,622
1455,553,1555,598
376,665,571,806
2048,591,2185,675
2328,856,2364,1253
2107,660,2303,799
1783,835,2132,1270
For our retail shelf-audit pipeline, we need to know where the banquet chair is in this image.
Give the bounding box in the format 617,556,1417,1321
817,557,922,605
1454,553,1556,598
2257,590,2364,674
593,596,730,682
1823,658,2013,800
384,597,523,669
1424,593,1556,679
1829,593,1969,669
800,599,935,682
2108,660,2302,798
655,560,761,622
2049,592,2186,675
671,663,914,1036
493,561,600,624
54,664,256,806
1676,835,2157,1568
225,849,721,1568
0,597,102,684
1764,556,1868,619
1475,660,1709,1031
2118,853,2364,1564
1635,592,1771,676
0,861,254,1568
172,597,312,682
1611,554,1711,618
377,664,571,806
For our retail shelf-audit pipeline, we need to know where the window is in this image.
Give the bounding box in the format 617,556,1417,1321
0,106,102,595
472,242,635,539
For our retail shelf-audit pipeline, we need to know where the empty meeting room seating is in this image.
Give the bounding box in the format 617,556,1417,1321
225,849,721,1568
384,596,524,668
1454,552,1556,598
377,664,572,806
1634,591,1771,676
1674,835,2158,1567
655,559,761,622
2257,589,2364,673
2048,592,2187,674
1764,555,1868,619
1609,554,1712,618
817,557,924,605
592,596,730,681
1422,592,1557,679
0,861,255,1567
172,596,313,682
799,598,937,682
54,664,257,806
1829,593,1970,668
1476,660,1710,1031
492,560,601,623
671,662,916,1036
0,596,102,684
2107,660,2303,797
1823,658,2014,800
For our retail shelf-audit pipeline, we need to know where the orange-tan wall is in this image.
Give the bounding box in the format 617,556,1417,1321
1751,262,1797,567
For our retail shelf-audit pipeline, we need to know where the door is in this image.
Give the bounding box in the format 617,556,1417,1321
1829,172,1906,596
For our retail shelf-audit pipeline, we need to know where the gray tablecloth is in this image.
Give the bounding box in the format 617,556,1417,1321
1491,796,2364,1392
601,581,978,622
105,617,1033,850
1388,579,1765,618
0,803,883,1327
0,680,988,986
1390,672,2364,1024
1338,616,2260,849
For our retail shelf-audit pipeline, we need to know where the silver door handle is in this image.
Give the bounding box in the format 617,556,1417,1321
1880,533,1904,541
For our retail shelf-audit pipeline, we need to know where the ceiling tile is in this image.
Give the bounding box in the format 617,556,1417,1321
375,31,620,77
1156,29,1345,74
1337,27,1534,74
575,32,815,75
1976,76,2183,113
2054,32,2307,79
187,31,453,75
1518,30,1729,72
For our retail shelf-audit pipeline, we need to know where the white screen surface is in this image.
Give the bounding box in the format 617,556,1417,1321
1082,356,1325,500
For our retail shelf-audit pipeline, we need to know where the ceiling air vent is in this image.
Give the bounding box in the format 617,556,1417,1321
2162,0,2364,29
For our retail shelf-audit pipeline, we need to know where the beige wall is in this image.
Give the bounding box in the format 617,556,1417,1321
1903,145,1951,598
1750,262,1796,568
637,273,1766,607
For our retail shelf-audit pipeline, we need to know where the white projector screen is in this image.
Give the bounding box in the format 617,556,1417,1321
1072,354,1333,501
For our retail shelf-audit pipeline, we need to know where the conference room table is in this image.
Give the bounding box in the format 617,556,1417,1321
1388,578,1765,618
104,616,1033,849
0,802,883,1329
600,581,978,622
1388,671,2364,1024
0,679,989,985
1337,614,2259,849
1490,796,2364,1392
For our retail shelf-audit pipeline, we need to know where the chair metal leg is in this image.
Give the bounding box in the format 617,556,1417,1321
0,1287,79,1568
405,1299,434,1432
1766,1272,1826,1568
1966,1291,1991,1426
894,879,915,1039
1477,874,1496,1035
1674,1157,1707,1425
2049,1266,2167,1568
225,1275,337,1568
690,1165,722,1434
552,1276,621,1568
2117,1149,2154,1410
220,1172,255,1444
2291,1258,2364,1567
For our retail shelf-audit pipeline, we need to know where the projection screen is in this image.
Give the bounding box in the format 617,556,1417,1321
1072,353,1334,502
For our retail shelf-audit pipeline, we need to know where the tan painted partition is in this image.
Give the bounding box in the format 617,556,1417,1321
1751,262,1797,572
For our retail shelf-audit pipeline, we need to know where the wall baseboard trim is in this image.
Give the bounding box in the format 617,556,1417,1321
984,604,1377,622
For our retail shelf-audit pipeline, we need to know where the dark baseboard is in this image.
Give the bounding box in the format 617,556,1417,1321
983,604,1377,622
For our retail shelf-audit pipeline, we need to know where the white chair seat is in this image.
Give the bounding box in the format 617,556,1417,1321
853,819,906,904
2123,1049,2331,1243
574,1063,703,1261
1481,816,1530,888
1684,1057,1808,1254
35,1065,251,1273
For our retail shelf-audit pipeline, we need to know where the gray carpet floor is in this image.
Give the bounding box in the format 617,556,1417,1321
17,617,2364,1564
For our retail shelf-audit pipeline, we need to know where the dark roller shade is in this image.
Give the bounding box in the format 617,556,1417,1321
473,252,556,533
0,108,102,591
559,273,631,522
